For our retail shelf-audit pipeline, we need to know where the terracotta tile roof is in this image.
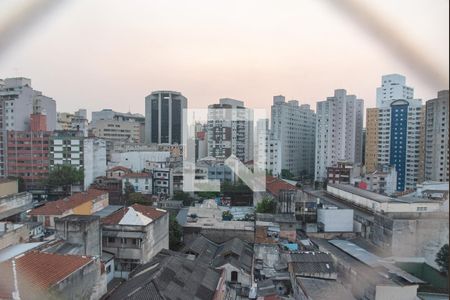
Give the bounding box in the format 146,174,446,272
0,251,93,299
107,166,132,173
101,204,166,225
29,189,107,216
122,172,152,179
266,176,297,197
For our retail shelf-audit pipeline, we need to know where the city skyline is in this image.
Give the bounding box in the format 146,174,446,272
0,0,448,114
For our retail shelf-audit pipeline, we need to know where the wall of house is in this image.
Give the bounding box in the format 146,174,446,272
218,264,252,287
55,217,101,256
375,284,418,300
0,180,18,197
0,224,29,250
372,213,449,268
0,192,33,220
52,259,106,300
142,213,169,263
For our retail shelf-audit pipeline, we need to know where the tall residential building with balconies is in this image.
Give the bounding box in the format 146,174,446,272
0,78,56,177
315,89,364,182
271,96,316,178
424,90,449,182
366,74,423,192
376,74,414,108
207,98,253,163
145,91,187,145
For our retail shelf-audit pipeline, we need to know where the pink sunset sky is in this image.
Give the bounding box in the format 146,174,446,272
0,0,448,118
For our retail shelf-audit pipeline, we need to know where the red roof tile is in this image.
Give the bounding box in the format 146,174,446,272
107,166,132,173
101,204,166,225
0,251,93,299
29,189,107,216
266,176,297,197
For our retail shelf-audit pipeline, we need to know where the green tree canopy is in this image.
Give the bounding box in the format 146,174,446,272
169,215,183,250
255,196,277,214
46,165,84,195
281,169,294,180
435,244,448,274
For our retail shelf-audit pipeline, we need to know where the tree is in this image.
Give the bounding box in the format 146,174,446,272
169,215,183,250
127,193,151,206
256,196,277,214
281,169,294,180
46,165,84,195
435,244,448,274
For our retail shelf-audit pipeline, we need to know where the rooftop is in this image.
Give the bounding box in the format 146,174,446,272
0,242,46,262
0,251,93,299
266,176,297,197
183,235,254,274
29,189,107,216
296,277,355,300
106,166,132,173
101,204,167,226
108,249,220,300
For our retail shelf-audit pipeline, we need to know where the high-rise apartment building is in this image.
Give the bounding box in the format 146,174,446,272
255,119,282,176
92,119,142,143
271,96,316,178
57,109,89,136
364,108,379,173
366,75,423,192
424,90,449,182
207,98,252,162
376,74,414,108
49,131,107,190
145,91,187,145
315,89,364,182
6,114,51,190
0,78,56,177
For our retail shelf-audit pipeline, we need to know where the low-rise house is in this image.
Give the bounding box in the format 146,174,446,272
121,173,152,194
28,189,109,229
108,249,221,300
152,168,171,196
106,166,132,179
183,235,254,288
90,176,122,204
0,251,106,300
101,204,169,278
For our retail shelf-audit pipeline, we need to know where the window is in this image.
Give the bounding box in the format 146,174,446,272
108,237,115,243
231,271,238,282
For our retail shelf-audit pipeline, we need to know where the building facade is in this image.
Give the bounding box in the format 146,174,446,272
83,138,107,189
271,96,316,177
424,90,449,182
376,74,414,108
0,78,56,177
144,91,187,145
122,173,152,194
315,89,364,182
91,119,142,143
207,98,253,162
369,99,423,192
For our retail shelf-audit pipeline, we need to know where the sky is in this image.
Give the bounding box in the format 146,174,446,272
0,0,448,119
